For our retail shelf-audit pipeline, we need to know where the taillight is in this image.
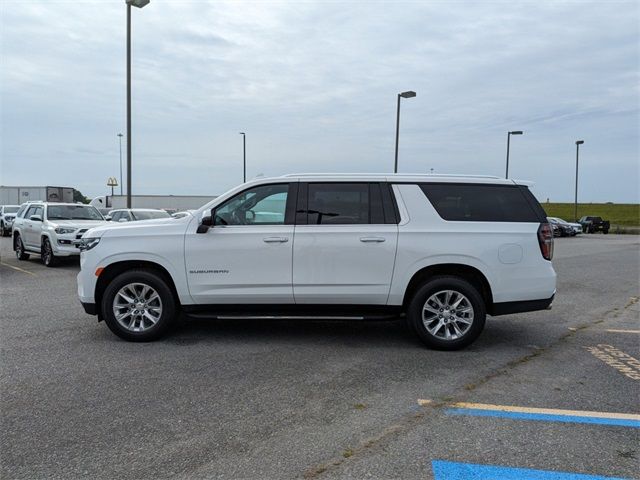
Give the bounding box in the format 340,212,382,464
538,223,554,260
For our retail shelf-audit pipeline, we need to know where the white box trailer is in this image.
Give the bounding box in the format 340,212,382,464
90,195,215,213
0,186,75,205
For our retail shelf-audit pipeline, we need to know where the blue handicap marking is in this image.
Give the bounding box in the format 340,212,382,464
431,460,630,480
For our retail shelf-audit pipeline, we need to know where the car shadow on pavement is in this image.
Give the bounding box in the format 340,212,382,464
164,316,426,349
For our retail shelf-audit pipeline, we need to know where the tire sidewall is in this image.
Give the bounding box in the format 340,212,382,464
15,235,29,260
408,276,486,350
102,270,176,341
42,238,56,267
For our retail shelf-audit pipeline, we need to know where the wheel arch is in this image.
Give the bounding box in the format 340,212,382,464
95,260,181,319
401,263,494,313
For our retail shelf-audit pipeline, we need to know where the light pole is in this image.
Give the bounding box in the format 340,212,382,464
394,91,416,174
126,0,150,208
575,140,584,222
117,133,123,195
239,132,246,182
505,130,523,179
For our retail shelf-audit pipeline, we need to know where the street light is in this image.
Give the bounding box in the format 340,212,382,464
394,90,416,174
239,132,246,182
505,130,523,179
575,140,584,222
117,133,123,195
125,0,150,208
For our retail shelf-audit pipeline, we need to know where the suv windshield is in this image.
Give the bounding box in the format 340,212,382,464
4,206,19,213
47,205,104,220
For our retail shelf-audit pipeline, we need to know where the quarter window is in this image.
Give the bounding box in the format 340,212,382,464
419,184,542,222
214,184,290,226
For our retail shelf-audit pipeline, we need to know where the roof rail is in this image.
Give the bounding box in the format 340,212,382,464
282,173,502,179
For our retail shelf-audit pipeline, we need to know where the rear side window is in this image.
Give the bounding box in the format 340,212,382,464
307,183,369,224
300,183,397,225
419,183,543,222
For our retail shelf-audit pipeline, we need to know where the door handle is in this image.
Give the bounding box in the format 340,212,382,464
360,236,385,243
263,237,289,243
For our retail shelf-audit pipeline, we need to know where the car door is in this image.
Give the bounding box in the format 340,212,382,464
293,182,399,305
24,205,44,248
185,182,297,304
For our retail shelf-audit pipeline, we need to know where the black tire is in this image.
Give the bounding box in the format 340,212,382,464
14,235,30,260
41,238,58,267
407,276,486,350
0,222,6,237
102,269,177,342
603,229,609,235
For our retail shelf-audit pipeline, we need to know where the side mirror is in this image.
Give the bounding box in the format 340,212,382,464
30,215,42,222
197,214,213,234
105,216,112,221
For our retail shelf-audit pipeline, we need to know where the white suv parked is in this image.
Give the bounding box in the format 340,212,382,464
13,202,107,267
77,174,556,349
0,205,20,236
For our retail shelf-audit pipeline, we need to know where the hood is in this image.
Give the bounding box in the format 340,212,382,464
84,215,190,238
50,219,108,230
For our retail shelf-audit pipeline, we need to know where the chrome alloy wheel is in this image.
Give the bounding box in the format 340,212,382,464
422,290,474,341
112,283,163,332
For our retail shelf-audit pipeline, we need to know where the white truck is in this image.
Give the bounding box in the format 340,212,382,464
1,186,75,205
90,195,215,213
77,173,556,350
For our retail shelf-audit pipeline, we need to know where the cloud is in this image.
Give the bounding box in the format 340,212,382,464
1,0,638,203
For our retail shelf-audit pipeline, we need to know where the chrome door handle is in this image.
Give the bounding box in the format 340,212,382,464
360,236,385,243
263,237,289,243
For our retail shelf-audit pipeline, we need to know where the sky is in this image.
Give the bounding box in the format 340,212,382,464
1,0,639,203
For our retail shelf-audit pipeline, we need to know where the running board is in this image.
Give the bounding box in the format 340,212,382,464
185,313,399,321
182,304,402,321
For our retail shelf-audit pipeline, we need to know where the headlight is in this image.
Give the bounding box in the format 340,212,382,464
55,227,76,234
79,237,100,251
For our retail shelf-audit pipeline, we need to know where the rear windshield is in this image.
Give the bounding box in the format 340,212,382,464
47,205,104,221
132,210,171,220
419,183,543,222
3,206,19,213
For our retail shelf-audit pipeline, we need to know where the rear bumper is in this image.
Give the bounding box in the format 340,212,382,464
489,294,554,316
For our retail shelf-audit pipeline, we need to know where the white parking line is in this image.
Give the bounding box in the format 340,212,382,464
0,262,37,276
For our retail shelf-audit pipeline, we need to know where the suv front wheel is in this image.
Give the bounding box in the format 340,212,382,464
41,238,58,267
407,276,486,350
102,269,177,342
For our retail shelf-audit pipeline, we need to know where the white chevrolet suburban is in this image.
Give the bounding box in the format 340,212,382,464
77,174,556,350
13,202,107,266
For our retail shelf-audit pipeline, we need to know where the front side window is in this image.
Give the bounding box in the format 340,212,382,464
26,206,43,219
47,205,104,221
214,184,289,226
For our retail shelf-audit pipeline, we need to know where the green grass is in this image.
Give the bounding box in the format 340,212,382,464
542,203,640,227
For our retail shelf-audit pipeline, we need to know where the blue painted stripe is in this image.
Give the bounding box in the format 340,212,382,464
432,460,629,480
445,408,640,428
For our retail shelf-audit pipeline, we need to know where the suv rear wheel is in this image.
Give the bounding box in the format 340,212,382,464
407,276,486,350
102,269,177,341
14,235,30,260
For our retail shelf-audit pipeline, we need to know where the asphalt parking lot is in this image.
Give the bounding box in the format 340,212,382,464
1,234,638,479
